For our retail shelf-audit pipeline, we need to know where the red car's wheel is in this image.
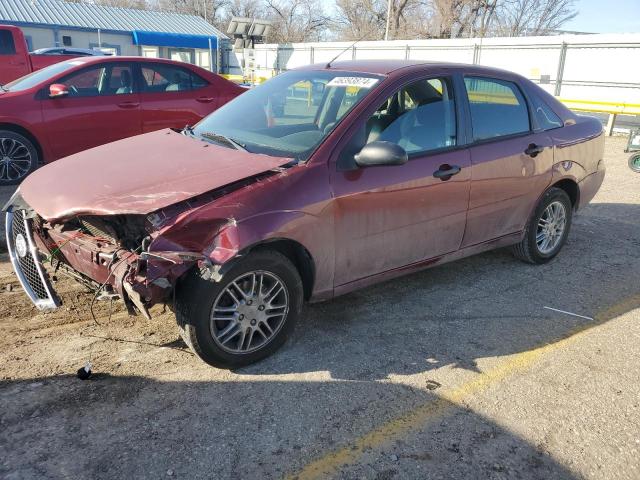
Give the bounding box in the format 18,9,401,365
0,130,39,185
175,250,303,369
512,187,573,264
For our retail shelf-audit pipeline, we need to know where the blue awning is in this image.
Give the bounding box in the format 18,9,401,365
132,30,217,49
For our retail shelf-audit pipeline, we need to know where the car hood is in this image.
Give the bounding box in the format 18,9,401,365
20,129,291,221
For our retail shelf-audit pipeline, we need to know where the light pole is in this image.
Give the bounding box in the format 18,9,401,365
384,0,392,40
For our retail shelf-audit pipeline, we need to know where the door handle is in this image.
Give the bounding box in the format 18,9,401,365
117,102,139,109
433,164,461,181
196,96,215,103
525,143,544,157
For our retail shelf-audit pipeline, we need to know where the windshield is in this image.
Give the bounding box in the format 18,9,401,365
193,70,384,161
4,60,87,91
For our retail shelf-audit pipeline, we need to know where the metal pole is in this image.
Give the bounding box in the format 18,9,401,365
97,28,102,48
385,0,392,41
555,42,567,96
208,37,214,72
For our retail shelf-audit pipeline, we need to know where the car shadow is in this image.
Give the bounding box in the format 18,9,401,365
0,373,580,480
236,202,640,380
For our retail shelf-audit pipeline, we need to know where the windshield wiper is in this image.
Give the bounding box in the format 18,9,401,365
199,131,247,152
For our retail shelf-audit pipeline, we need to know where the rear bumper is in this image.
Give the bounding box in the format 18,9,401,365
578,168,605,209
5,209,60,310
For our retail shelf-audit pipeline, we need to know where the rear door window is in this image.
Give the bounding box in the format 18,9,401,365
140,63,208,93
0,30,17,55
464,77,530,141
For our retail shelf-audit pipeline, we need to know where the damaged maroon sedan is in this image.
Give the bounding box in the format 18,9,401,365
5,60,605,368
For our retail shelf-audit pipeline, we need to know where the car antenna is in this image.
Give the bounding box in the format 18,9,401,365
326,35,367,69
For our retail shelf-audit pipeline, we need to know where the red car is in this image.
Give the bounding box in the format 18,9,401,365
0,56,244,184
5,60,605,368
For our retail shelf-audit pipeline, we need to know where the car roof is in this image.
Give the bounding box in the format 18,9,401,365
299,59,520,78
60,56,198,67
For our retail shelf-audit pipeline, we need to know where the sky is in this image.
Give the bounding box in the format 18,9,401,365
557,0,639,33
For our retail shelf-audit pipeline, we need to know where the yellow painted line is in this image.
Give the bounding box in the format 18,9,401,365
286,292,640,480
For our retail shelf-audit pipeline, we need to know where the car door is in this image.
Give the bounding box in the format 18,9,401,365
40,62,142,160
330,76,471,287
137,62,214,133
460,75,554,247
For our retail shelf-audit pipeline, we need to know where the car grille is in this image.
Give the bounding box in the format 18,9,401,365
5,209,60,310
79,217,118,244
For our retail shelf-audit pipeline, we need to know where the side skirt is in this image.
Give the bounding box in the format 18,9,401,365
327,231,524,301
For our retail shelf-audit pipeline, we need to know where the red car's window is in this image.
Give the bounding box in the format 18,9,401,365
529,91,563,130
464,76,530,141
368,77,457,155
140,64,208,93
57,63,136,97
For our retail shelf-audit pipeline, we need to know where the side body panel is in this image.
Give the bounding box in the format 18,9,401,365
40,90,142,160
150,162,336,300
331,149,471,286
463,132,554,247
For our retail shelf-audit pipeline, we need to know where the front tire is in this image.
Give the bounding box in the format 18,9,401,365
512,187,573,264
175,250,303,368
0,130,39,185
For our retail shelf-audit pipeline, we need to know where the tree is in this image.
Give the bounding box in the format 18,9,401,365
493,0,578,36
333,0,577,39
264,0,331,42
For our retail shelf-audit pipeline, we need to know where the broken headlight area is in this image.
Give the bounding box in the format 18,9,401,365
27,213,200,318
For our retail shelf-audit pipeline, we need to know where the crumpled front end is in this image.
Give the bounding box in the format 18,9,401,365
4,193,209,318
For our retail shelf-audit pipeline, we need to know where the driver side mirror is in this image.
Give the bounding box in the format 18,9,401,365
49,83,69,98
354,141,408,168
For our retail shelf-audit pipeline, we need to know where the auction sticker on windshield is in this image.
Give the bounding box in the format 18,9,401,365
327,77,379,88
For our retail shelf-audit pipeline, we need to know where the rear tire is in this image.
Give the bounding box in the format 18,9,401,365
0,130,39,185
175,250,303,368
512,187,573,264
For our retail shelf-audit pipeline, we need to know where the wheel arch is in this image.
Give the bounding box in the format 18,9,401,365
550,178,580,210
242,238,316,301
0,122,44,165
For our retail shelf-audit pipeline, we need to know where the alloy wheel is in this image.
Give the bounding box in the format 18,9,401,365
536,200,567,254
0,137,32,182
209,271,289,354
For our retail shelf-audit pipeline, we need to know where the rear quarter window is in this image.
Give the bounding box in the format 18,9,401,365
464,77,530,141
529,91,564,130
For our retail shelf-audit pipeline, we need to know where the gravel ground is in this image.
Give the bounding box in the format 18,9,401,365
0,137,638,480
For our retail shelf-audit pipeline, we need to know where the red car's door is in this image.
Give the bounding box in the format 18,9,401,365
40,62,142,160
137,62,217,133
459,76,554,247
331,76,471,287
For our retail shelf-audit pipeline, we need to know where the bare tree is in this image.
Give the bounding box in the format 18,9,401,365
493,0,577,36
334,0,577,40
333,0,433,40
264,0,331,42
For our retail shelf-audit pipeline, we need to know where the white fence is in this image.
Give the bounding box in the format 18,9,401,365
222,33,640,104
